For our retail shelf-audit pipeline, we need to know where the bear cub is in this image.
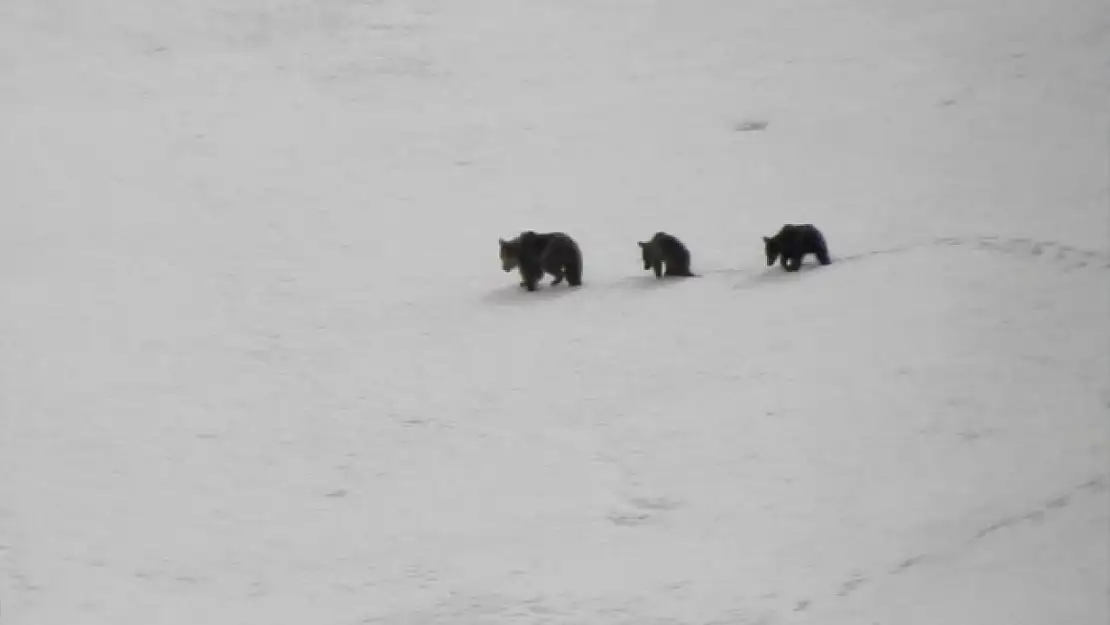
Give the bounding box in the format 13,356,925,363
638,231,697,278
498,230,583,291
762,224,831,272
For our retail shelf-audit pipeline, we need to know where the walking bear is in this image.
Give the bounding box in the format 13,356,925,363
498,230,583,291
638,232,697,278
762,224,831,272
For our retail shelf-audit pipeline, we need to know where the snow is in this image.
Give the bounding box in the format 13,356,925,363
1,0,1107,622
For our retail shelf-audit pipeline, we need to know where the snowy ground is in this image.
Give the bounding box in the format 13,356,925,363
2,0,1108,623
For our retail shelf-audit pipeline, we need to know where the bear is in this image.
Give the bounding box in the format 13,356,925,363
498,230,583,291
762,223,832,272
637,231,697,278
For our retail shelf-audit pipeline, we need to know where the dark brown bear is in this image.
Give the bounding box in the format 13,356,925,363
498,230,583,291
638,231,697,278
762,224,832,272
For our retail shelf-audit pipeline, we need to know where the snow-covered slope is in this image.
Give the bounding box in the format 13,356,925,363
2,0,1107,623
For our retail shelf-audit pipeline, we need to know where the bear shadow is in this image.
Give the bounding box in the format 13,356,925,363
600,271,709,292
628,274,698,289
733,262,827,290
481,282,581,305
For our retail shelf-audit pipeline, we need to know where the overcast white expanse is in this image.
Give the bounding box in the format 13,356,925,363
2,0,1108,623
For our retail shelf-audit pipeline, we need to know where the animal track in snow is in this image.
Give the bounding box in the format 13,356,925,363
931,235,1110,271
607,495,681,527
972,474,1107,542
803,474,1109,615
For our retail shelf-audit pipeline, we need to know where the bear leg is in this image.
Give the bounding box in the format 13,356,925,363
664,261,693,277
564,256,583,287
519,267,541,291
543,259,565,285
815,247,832,265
